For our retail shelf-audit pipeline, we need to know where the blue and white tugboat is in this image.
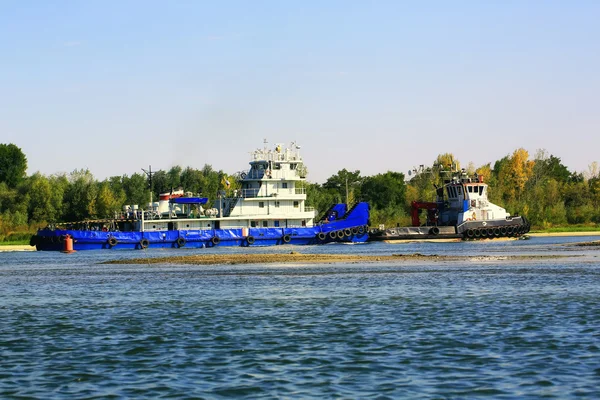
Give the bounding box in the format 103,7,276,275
33,142,369,250
370,170,530,241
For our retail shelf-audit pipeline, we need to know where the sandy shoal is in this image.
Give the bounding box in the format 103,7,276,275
529,231,600,237
0,245,35,252
103,252,569,265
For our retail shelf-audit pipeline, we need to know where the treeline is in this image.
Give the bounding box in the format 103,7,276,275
1,143,599,240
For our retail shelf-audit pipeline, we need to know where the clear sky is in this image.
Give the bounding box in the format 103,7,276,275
1,1,599,183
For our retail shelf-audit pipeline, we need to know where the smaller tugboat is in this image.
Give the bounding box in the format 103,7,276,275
33,142,370,251
370,170,530,241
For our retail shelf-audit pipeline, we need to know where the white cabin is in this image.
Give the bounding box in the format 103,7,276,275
139,142,317,231
438,175,510,226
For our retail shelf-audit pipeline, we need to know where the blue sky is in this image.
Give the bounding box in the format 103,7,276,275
1,1,599,182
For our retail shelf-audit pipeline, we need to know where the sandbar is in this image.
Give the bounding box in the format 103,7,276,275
103,252,571,265
0,245,35,252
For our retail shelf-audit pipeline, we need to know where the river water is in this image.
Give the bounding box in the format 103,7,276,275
1,237,599,398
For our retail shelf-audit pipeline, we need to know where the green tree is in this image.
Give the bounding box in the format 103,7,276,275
323,169,362,205
22,173,55,223
167,166,183,190
361,171,406,210
305,182,338,217
0,143,28,188
180,167,206,194
123,173,150,206
63,169,98,221
96,181,122,218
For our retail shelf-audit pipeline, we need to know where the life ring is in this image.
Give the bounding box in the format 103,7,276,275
246,235,255,245
343,228,352,237
487,228,494,237
351,227,359,235
176,237,186,248
107,237,118,247
474,229,481,238
500,227,508,236
282,234,291,243
429,227,440,235
328,231,337,240
466,229,475,238
211,236,220,245
317,232,327,241
336,230,345,239
358,226,365,234
139,238,149,249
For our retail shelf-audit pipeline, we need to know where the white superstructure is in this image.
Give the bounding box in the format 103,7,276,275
438,174,510,226
139,142,317,232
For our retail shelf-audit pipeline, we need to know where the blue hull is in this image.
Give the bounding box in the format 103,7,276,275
34,203,370,251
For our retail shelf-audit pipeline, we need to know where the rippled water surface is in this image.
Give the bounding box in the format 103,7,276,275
1,237,600,398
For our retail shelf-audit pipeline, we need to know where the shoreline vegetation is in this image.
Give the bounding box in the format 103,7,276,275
2,143,600,244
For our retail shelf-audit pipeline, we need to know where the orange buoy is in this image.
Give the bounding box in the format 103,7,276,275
62,234,76,253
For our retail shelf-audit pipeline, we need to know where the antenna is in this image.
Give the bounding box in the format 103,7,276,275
142,165,161,205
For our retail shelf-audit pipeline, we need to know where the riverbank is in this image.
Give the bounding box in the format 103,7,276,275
0,245,35,252
529,231,600,237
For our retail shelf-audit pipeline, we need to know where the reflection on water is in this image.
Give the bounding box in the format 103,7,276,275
1,236,599,398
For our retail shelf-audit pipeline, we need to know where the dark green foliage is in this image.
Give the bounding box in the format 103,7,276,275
0,143,27,188
323,169,362,204
122,173,149,206
361,171,406,210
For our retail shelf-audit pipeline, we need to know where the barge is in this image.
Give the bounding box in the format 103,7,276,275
33,142,369,250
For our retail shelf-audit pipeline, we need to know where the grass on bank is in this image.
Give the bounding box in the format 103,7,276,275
529,224,600,234
0,231,33,246
0,240,29,246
